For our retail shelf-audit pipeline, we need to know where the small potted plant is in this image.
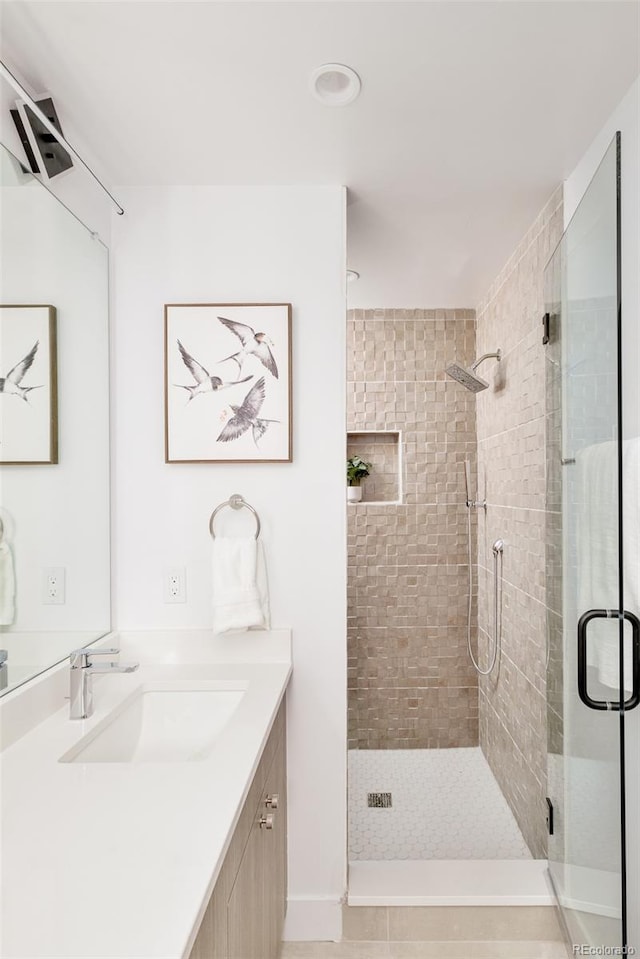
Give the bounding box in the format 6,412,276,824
347,455,372,503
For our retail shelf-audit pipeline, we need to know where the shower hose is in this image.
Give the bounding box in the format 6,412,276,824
466,506,503,676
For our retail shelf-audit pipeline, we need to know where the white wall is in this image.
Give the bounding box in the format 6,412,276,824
564,77,640,951
111,185,347,940
564,78,640,442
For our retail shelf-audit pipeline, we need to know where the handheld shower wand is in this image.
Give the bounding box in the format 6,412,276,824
464,459,472,507
463,462,500,675
464,459,485,510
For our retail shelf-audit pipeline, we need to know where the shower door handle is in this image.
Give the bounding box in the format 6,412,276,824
577,609,640,711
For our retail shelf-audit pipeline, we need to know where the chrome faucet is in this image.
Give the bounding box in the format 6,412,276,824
69,647,139,720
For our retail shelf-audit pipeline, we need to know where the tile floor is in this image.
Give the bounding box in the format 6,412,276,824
280,942,569,958
281,906,569,958
348,748,531,860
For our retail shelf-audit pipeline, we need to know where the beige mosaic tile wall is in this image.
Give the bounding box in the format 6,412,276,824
347,309,479,749
475,187,563,858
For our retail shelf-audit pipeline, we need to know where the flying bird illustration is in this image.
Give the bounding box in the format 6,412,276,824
0,342,42,402
175,340,252,401
217,316,279,379
217,377,279,446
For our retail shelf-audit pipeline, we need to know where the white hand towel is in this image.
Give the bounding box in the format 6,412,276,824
0,541,16,626
578,437,639,691
212,536,270,635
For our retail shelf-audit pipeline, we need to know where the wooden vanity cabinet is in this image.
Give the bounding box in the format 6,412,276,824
189,702,287,959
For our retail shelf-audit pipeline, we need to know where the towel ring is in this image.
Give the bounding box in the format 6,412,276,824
209,494,261,540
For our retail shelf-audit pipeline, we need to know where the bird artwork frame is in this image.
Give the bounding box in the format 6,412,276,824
0,305,58,465
164,303,292,463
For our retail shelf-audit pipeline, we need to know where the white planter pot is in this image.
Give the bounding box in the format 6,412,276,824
347,486,362,503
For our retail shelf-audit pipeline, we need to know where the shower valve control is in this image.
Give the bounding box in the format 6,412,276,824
265,794,279,809
259,814,274,830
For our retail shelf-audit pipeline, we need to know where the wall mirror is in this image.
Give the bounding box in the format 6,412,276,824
0,141,110,696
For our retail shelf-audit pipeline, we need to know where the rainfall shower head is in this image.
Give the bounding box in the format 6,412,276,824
445,350,502,393
445,363,489,393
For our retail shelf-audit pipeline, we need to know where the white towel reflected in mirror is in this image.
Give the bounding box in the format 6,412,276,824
577,437,639,691
0,541,16,626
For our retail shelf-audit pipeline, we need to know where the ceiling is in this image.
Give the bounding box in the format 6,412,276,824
1,1,638,307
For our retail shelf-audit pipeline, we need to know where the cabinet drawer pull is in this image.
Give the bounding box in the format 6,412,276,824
265,794,279,809
259,814,274,830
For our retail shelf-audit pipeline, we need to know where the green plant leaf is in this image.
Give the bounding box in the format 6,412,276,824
347,454,372,483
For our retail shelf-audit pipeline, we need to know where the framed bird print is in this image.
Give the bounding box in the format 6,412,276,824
0,305,58,464
164,303,292,463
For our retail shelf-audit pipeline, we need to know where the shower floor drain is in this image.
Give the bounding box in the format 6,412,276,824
367,792,392,808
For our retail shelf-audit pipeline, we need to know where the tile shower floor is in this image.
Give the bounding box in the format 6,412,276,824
348,748,532,860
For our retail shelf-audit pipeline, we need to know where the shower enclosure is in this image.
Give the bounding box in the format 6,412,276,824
345,135,637,928
345,305,547,904
544,132,639,951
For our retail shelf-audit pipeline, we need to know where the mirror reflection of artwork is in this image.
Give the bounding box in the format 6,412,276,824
164,303,292,463
0,305,58,464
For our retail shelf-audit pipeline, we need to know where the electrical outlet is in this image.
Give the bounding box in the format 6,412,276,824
43,567,65,605
163,567,186,604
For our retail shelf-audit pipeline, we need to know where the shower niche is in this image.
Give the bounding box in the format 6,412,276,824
346,431,401,504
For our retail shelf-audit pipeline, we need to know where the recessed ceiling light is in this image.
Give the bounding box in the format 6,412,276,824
346,269,360,283
310,64,361,107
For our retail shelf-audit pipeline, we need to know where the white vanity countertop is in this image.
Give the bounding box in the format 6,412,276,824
0,629,292,959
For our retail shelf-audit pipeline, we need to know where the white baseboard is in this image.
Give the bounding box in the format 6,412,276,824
282,897,342,941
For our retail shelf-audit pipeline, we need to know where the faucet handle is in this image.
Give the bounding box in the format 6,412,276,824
70,647,120,668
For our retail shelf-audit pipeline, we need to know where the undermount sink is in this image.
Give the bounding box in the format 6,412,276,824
59,681,247,764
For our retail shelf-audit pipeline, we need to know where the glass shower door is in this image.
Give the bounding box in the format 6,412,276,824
545,133,639,952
